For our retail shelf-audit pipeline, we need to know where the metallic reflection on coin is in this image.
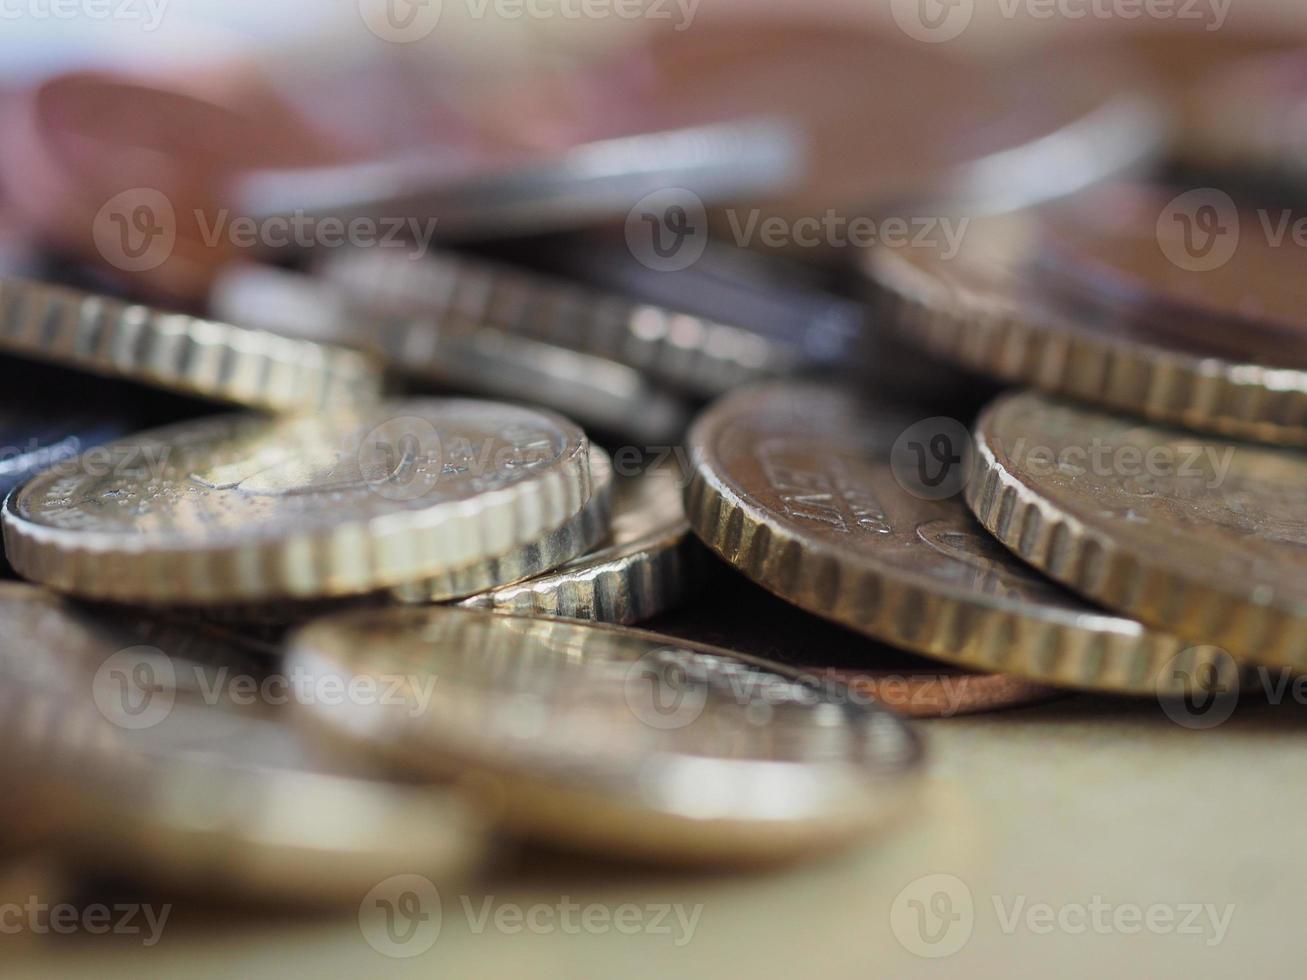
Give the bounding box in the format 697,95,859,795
458,456,704,625
971,391,1307,672
685,383,1230,694
869,209,1307,447
287,607,923,864
0,584,486,904
210,263,689,443
3,399,591,603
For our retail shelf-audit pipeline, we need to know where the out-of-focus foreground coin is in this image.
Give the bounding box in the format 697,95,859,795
971,391,1307,672
685,383,1230,694
287,607,923,864
393,447,614,604
3,400,593,603
0,584,486,904
457,456,703,625
0,276,380,411
210,263,689,443
645,571,1060,719
868,206,1307,446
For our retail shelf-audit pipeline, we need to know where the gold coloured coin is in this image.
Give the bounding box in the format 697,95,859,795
457,457,702,624
0,276,380,411
0,584,487,904
286,607,923,864
684,382,1231,694
393,447,615,603
971,390,1307,671
3,399,592,604
868,210,1307,447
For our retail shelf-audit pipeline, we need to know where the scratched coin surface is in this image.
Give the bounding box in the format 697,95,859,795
458,456,703,624
287,606,923,864
2,399,591,604
0,583,486,903
684,383,1231,694
971,390,1307,671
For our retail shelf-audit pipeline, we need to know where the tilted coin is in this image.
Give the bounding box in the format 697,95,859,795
0,276,380,412
684,383,1231,694
315,246,796,398
286,607,923,864
210,263,689,443
970,391,1307,672
3,399,592,604
393,447,614,604
868,209,1307,447
0,584,486,904
458,456,703,625
645,570,1059,719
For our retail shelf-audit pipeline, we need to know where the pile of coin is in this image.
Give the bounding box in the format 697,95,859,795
0,15,1304,912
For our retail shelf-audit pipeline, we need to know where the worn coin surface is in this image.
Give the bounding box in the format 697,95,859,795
287,606,923,864
3,399,592,603
393,446,614,604
971,390,1307,672
458,456,702,624
684,383,1231,694
869,210,1307,447
0,583,486,904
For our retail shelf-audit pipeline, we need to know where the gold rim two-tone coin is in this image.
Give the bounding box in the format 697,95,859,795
457,457,702,624
286,606,923,865
0,276,380,411
393,447,615,603
2,399,593,604
0,584,487,904
867,207,1307,447
684,382,1232,695
970,390,1307,672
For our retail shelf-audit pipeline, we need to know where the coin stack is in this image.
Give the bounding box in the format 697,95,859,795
0,15,1300,914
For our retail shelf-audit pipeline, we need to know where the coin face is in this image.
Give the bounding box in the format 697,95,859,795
0,583,486,903
287,606,923,863
3,399,592,603
685,383,1227,694
971,390,1307,671
458,456,702,624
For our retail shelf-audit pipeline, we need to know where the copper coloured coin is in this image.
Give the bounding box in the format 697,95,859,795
1035,181,1307,367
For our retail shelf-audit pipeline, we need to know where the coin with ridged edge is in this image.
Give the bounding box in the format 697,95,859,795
0,583,487,904
3,399,591,604
0,276,380,412
868,211,1307,447
286,606,923,864
393,446,614,603
970,390,1307,672
684,382,1233,695
457,457,702,624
